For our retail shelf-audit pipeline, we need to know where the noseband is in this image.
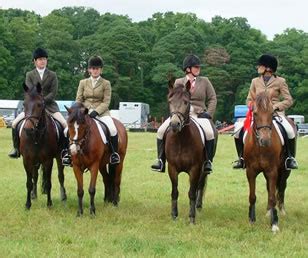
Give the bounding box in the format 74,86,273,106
69,122,90,154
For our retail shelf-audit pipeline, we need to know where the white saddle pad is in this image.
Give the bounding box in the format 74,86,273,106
243,121,284,146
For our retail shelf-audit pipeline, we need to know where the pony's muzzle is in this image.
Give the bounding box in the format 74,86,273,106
170,116,182,133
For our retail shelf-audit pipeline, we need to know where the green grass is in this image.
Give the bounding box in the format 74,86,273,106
0,128,307,257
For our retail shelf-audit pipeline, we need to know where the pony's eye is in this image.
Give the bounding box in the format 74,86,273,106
184,101,188,105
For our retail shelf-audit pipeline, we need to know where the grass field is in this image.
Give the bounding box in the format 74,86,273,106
0,128,307,257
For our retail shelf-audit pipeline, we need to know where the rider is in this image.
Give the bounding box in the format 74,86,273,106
8,47,67,158
72,55,120,164
233,54,298,170
151,54,217,173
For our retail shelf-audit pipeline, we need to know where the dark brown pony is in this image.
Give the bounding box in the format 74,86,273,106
20,83,67,209
165,80,217,224
65,103,128,216
244,91,292,232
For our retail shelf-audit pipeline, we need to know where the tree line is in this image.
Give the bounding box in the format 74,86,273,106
0,7,307,121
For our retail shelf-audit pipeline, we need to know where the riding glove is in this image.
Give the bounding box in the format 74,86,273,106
89,110,99,118
197,112,212,119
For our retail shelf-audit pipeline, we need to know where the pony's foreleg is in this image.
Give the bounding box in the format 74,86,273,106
246,168,257,224
43,160,53,207
267,170,279,232
168,166,178,220
24,170,33,210
188,169,199,224
31,169,38,200
89,165,99,215
73,167,84,216
56,156,67,201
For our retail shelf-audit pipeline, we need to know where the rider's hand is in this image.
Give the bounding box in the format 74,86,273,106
197,112,212,119
89,111,99,118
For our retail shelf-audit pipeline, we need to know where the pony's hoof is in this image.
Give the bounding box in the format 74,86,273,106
47,201,53,207
76,210,83,217
271,224,280,233
190,217,196,224
25,204,31,210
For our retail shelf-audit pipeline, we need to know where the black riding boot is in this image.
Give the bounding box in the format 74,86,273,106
61,135,72,167
285,138,298,169
8,128,20,158
233,138,244,169
151,139,166,172
109,135,120,165
203,139,215,173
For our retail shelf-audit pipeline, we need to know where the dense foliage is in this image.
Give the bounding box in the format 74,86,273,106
0,7,307,121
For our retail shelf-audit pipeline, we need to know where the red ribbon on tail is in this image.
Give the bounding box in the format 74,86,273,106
243,104,253,133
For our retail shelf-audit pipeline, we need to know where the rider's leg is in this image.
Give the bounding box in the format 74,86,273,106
151,118,170,172
100,115,120,165
279,116,298,169
233,120,245,169
50,112,71,166
8,112,24,158
195,117,215,173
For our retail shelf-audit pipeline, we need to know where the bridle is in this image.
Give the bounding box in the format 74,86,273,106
69,120,90,154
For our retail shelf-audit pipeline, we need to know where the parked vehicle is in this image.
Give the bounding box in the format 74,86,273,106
297,123,308,136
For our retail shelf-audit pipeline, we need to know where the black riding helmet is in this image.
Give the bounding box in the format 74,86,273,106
182,54,201,72
258,54,278,72
33,48,48,60
88,56,104,68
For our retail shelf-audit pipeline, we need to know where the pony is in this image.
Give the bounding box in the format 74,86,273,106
165,80,217,224
65,103,128,216
20,82,67,209
244,90,292,232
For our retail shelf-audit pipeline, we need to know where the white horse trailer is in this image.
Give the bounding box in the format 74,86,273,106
119,102,150,128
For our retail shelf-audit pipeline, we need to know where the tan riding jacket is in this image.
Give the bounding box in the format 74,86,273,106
76,77,111,116
174,76,217,118
246,75,293,115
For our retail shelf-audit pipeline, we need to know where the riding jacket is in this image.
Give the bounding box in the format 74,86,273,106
246,75,293,115
174,76,217,118
76,77,111,116
25,69,60,113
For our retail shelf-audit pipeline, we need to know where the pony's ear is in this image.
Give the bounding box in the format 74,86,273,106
23,82,29,92
36,82,42,93
168,77,175,91
185,80,191,92
64,105,72,113
84,108,89,114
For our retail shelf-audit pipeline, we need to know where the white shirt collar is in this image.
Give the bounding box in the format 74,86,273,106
36,67,46,79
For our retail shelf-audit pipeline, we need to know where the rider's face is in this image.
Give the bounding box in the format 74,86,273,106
190,66,201,76
34,57,47,69
88,67,102,78
257,65,266,74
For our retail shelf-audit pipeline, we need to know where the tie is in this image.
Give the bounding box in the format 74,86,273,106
190,79,196,93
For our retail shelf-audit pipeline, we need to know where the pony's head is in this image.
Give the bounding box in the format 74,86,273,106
65,102,89,155
168,79,191,133
23,82,45,119
252,91,274,147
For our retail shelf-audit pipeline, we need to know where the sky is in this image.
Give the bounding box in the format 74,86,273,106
0,0,307,40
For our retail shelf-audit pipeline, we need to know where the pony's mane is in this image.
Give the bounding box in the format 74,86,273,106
67,102,87,124
255,91,272,112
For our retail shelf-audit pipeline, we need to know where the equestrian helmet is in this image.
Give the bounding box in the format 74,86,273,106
258,54,278,72
182,54,201,71
88,56,104,68
33,48,48,60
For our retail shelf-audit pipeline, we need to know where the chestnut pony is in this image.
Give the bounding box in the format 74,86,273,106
165,80,217,224
65,103,127,216
20,82,67,209
244,91,293,232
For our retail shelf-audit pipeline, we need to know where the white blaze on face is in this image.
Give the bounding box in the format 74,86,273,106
69,121,79,155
